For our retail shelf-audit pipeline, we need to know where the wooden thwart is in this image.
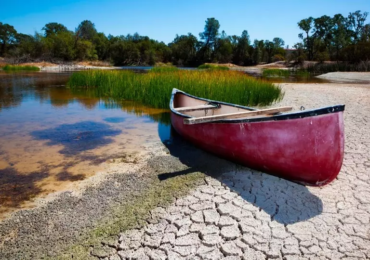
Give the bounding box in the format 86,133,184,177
184,106,293,125
175,104,219,112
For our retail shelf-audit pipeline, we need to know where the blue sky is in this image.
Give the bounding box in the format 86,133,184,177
1,0,369,47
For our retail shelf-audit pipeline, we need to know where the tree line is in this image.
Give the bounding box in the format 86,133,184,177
0,19,285,66
294,10,370,63
0,10,369,67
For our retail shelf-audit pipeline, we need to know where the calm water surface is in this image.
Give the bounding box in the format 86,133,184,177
0,71,171,218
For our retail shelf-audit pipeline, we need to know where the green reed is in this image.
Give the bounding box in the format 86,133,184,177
262,69,291,78
149,66,179,73
68,70,283,108
198,64,230,70
2,65,40,71
306,61,370,74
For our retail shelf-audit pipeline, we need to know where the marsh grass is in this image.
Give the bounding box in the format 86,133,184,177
262,69,290,78
68,70,283,108
306,61,370,74
263,68,311,78
198,64,230,70
150,66,179,72
3,65,40,71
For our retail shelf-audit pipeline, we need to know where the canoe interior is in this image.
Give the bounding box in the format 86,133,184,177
173,92,255,118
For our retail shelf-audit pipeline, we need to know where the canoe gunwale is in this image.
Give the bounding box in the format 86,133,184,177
170,88,345,123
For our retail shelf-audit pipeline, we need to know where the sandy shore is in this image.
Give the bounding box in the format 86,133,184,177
316,72,370,83
39,64,119,71
1,81,370,259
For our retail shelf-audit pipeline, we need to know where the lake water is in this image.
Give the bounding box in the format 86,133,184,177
0,71,171,218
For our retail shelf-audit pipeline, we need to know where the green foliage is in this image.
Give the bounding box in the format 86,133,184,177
214,31,233,63
199,18,220,48
262,69,290,78
297,10,370,62
198,64,229,70
150,66,179,72
67,70,283,109
42,30,75,60
0,22,17,55
75,20,97,41
232,30,251,65
306,61,370,73
3,65,40,71
262,68,312,78
75,40,98,60
42,23,68,37
109,34,171,66
169,34,198,66
1,11,368,66
272,54,285,62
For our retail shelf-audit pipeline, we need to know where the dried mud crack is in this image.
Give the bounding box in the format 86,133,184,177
1,82,370,260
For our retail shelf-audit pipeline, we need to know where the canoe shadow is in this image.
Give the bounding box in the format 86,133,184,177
158,126,323,225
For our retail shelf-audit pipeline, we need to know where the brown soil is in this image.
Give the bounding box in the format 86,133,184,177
20,62,56,67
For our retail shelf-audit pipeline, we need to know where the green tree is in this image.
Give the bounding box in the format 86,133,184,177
199,18,220,49
169,33,198,66
0,22,17,55
298,17,314,60
76,40,97,60
232,30,251,65
43,31,75,60
199,18,220,62
110,38,140,65
264,40,275,63
93,32,109,60
272,37,285,48
42,22,68,37
332,14,350,60
347,10,368,43
252,40,263,64
214,31,233,63
75,20,97,41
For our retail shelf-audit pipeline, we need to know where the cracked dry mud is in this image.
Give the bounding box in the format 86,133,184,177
95,83,370,260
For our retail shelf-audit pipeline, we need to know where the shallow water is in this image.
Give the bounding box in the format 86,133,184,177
0,71,171,218
258,76,330,84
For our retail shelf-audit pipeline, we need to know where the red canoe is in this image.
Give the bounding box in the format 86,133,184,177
170,88,345,186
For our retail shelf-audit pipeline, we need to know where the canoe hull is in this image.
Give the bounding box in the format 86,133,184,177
171,102,344,186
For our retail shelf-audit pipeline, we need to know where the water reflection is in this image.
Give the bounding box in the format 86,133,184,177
31,121,122,156
104,117,126,123
0,71,171,218
257,75,329,83
0,167,49,213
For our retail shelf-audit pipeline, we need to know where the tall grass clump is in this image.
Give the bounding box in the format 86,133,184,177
2,65,40,71
198,64,229,71
263,68,311,78
262,69,290,78
68,70,283,108
150,66,179,72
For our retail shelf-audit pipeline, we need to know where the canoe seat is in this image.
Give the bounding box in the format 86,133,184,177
175,103,220,112
184,106,293,124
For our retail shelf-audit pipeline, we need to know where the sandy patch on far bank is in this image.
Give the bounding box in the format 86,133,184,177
316,72,370,83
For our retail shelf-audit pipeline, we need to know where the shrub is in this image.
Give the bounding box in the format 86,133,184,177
198,64,229,70
2,65,40,71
